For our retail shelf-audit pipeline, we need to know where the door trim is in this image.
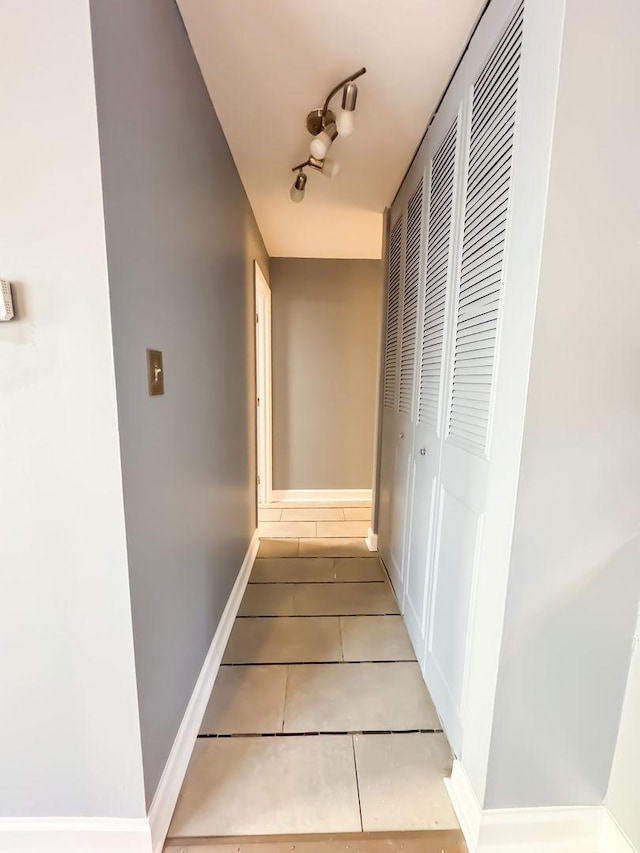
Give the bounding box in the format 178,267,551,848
255,261,272,505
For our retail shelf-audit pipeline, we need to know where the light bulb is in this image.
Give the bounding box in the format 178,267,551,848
310,131,332,160
321,158,340,178
336,82,358,137
289,171,306,203
336,108,355,137
310,121,337,160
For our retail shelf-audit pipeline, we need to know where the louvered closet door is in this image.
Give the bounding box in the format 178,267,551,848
386,178,425,595
377,215,404,580
424,2,524,755
403,117,460,663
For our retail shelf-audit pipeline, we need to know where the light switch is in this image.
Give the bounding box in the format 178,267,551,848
146,349,164,396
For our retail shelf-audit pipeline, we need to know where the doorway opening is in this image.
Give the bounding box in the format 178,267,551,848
255,260,273,507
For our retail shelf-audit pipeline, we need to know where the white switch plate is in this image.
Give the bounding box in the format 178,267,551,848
1,280,14,321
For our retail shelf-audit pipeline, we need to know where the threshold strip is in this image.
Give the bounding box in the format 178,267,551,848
197,728,443,739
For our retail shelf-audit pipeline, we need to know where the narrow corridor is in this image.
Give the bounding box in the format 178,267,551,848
166,504,462,847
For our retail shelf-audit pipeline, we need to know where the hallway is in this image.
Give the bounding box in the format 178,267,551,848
166,506,461,844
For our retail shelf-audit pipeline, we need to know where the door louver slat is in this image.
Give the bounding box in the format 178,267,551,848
418,119,458,428
399,179,424,415
383,216,403,410
448,2,523,452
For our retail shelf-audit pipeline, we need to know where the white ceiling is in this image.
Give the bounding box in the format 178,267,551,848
177,0,484,259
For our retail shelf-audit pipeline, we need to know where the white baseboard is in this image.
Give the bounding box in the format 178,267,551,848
148,530,260,853
366,527,378,551
445,761,483,850
0,817,151,852
601,809,637,853
270,489,372,503
446,760,604,852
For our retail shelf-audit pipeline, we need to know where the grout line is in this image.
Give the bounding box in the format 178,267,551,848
222,659,417,667
236,613,401,619
257,554,375,559
280,664,290,735
351,734,364,831
248,580,384,585
197,729,443,739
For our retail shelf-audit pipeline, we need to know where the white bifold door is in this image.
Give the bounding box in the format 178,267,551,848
378,214,409,593
378,2,524,756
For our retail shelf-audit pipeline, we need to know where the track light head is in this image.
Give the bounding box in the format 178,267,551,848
320,158,340,178
310,121,337,160
336,82,358,137
290,171,307,203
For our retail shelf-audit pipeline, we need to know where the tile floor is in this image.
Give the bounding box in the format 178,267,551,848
167,518,458,841
257,501,372,540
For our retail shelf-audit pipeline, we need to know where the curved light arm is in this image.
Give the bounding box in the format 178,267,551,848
291,156,325,173
322,67,366,116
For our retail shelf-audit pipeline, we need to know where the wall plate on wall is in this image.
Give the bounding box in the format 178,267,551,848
147,349,164,396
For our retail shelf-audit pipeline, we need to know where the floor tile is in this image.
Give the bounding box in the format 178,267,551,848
238,584,294,616
281,507,345,521
223,617,343,663
354,733,458,831
341,616,417,661
174,831,466,853
299,538,369,557
283,663,439,732
200,665,287,734
251,557,337,583
259,521,317,538
258,507,282,521
343,507,373,521
333,557,386,582
257,539,299,558
292,582,400,616
168,736,361,836
313,500,372,507
265,500,317,508
317,521,370,538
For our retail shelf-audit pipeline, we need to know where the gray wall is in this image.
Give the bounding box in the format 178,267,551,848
270,258,382,491
0,0,145,818
90,0,269,805
485,0,640,809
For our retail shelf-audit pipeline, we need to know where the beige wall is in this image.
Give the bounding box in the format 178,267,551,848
271,258,382,491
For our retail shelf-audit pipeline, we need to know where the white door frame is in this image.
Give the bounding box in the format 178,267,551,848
255,261,273,505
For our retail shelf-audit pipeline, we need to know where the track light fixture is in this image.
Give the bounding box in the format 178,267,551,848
290,170,307,204
289,67,366,203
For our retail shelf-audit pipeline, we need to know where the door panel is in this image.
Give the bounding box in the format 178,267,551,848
404,116,460,662
378,216,404,578
424,3,524,754
387,179,425,597
425,487,482,752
